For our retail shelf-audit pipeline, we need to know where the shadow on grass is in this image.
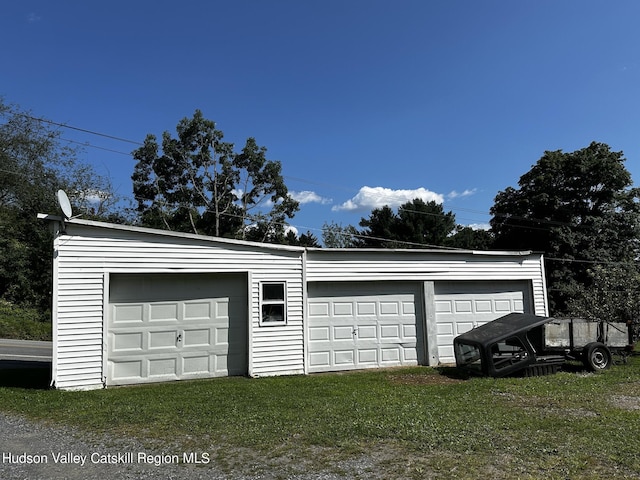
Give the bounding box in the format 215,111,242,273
435,366,472,380
0,361,51,389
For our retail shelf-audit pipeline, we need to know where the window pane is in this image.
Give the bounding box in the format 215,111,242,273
263,283,284,301
262,304,284,323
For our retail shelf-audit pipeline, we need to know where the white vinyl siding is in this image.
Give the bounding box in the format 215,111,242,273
305,250,547,317
47,218,549,390
53,222,304,390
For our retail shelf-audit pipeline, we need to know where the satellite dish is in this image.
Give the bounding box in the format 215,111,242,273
57,189,73,220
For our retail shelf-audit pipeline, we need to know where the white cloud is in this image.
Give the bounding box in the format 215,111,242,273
446,189,477,200
75,189,109,205
332,186,444,212
27,13,42,23
467,223,491,231
290,190,332,205
285,225,298,236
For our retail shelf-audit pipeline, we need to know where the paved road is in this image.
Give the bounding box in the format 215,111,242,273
0,339,52,362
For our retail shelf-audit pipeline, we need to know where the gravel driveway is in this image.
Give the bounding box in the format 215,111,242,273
0,412,232,480
0,412,376,480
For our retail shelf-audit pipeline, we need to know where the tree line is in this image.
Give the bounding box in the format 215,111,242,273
1,101,639,325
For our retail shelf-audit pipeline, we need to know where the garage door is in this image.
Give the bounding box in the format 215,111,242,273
108,273,247,385
434,281,530,364
307,282,423,373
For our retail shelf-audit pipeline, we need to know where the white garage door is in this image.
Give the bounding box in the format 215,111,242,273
307,282,423,373
434,281,530,364
108,273,247,385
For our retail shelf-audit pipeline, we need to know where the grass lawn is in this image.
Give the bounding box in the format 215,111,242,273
0,359,639,479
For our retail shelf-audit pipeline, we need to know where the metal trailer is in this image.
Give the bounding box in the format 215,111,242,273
544,317,631,369
453,313,636,378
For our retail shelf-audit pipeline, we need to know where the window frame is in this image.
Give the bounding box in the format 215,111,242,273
259,282,287,326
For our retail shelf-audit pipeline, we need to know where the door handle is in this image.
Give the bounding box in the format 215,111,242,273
177,333,182,342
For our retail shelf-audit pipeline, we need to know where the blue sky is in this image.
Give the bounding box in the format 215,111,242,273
3,1,640,238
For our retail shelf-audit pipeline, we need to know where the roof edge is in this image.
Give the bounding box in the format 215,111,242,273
306,247,536,256
37,214,305,253
37,214,540,257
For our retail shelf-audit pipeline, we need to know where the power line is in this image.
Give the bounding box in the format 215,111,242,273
14,113,143,146
4,111,634,237
60,137,133,156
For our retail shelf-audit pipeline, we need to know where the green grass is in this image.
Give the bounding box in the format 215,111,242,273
0,300,51,340
0,360,639,479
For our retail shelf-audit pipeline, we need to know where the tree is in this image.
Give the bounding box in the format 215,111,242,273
358,198,456,248
445,225,494,250
321,221,361,248
132,110,299,241
0,100,119,310
397,199,456,246
283,230,321,247
566,263,640,325
490,142,640,315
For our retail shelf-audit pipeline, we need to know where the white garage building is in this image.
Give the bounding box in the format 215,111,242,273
41,216,548,390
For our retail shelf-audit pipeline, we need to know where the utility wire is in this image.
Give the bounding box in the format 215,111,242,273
4,112,634,237
13,113,143,146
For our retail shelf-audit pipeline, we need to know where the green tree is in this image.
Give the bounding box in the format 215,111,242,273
397,199,456,246
566,263,640,325
283,229,321,247
490,142,640,315
0,100,118,310
358,199,456,248
445,225,494,250
132,110,299,241
321,221,361,248
359,205,402,248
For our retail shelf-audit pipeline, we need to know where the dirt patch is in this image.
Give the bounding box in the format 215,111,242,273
387,373,465,386
610,395,640,410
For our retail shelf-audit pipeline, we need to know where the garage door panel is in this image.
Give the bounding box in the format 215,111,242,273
403,324,416,337
112,360,143,381
333,303,353,316
184,301,211,320
334,350,355,366
358,349,377,364
183,355,210,374
112,304,144,323
357,302,376,315
309,326,329,341
435,281,530,364
310,351,330,368
308,282,423,373
108,273,247,385
112,332,143,352
380,302,398,315
358,325,377,339
381,348,400,363
435,301,452,313
148,357,177,377
309,302,330,317
149,330,179,349
380,324,400,339
149,303,178,321
183,328,210,347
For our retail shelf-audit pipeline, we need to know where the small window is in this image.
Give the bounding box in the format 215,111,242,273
261,283,286,325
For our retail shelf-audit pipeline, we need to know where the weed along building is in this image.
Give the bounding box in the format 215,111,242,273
40,216,549,390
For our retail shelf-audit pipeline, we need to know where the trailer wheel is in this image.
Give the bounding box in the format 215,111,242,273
582,342,612,371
